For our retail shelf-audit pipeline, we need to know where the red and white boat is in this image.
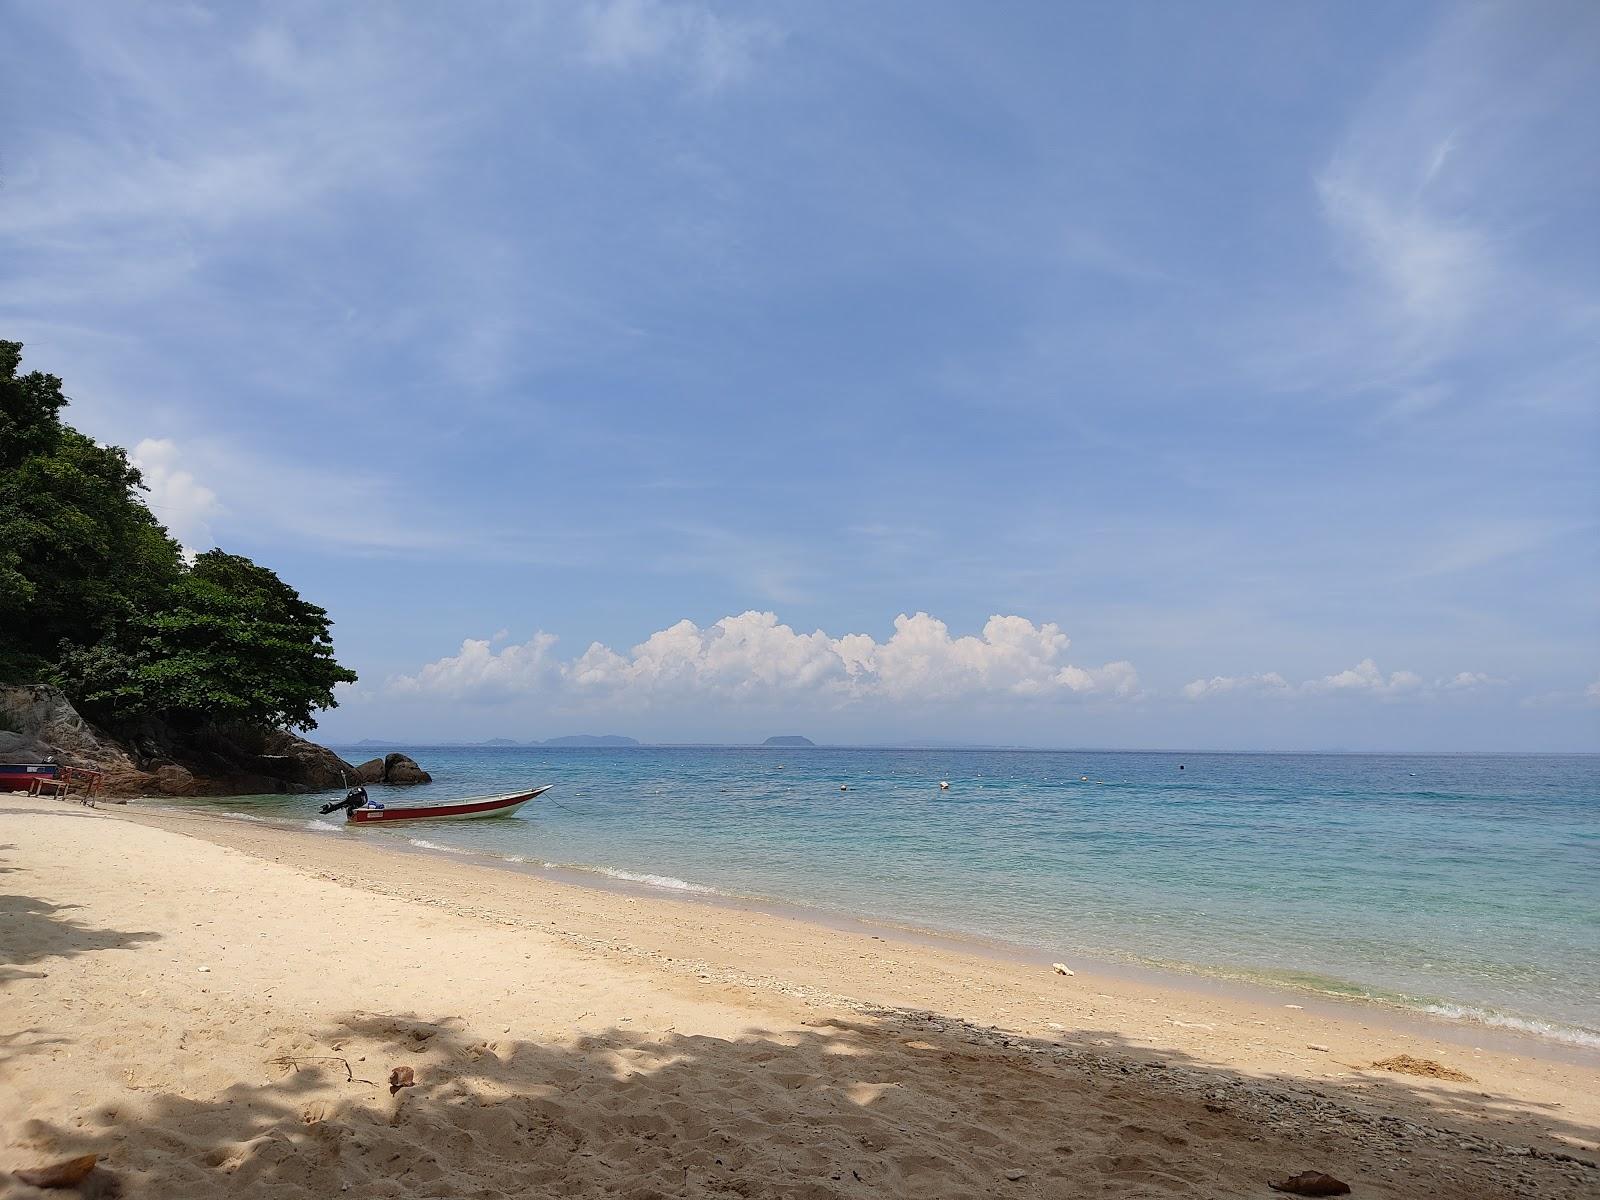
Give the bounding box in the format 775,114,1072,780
341,785,551,825
1,762,60,792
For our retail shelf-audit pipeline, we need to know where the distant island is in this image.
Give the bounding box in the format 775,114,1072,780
762,735,815,747
539,734,641,747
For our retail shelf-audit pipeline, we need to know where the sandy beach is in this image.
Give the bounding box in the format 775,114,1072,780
2,794,1596,1199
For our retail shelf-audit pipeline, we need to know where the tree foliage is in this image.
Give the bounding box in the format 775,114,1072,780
1,341,356,729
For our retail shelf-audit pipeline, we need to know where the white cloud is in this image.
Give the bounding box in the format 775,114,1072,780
1310,658,1424,696
1244,5,1600,414
390,633,562,703
1182,672,1291,701
578,0,777,91
1184,660,1501,702
130,437,220,558
389,611,1140,707
1314,158,1491,364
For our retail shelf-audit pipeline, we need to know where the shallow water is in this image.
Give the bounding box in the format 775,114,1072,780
173,747,1600,1048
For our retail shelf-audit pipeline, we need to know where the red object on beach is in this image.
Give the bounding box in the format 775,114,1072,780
345,785,550,824
0,763,60,792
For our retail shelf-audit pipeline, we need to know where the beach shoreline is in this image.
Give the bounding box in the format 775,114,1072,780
155,795,1600,1067
4,792,1598,1198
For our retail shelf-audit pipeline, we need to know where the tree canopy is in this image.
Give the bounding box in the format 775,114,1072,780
1,340,356,730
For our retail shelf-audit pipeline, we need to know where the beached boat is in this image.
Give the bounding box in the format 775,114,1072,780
336,785,551,825
1,762,60,792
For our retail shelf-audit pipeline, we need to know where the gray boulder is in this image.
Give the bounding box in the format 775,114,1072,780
382,752,432,785
353,757,387,784
154,764,198,796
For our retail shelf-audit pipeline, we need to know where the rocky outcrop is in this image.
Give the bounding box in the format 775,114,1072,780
349,752,431,785
382,752,431,785
353,757,387,784
0,684,150,794
0,683,366,798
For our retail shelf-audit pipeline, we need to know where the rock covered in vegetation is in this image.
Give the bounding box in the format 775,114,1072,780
0,683,358,797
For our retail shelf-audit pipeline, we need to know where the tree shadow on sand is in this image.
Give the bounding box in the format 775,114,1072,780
0,894,159,982
15,1005,1598,1199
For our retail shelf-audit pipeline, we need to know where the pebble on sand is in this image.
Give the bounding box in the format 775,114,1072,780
1052,962,1074,977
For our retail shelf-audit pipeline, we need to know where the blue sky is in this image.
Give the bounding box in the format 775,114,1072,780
3,1,1596,749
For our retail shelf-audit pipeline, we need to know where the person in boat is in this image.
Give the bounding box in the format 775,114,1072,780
319,784,381,816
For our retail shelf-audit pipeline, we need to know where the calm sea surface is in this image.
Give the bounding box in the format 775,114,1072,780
172,747,1599,1048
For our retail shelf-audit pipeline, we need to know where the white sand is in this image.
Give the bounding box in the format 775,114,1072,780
2,794,1596,1198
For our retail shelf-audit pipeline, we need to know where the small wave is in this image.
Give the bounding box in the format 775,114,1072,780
217,812,268,823
305,819,343,833
408,838,468,854
555,863,722,894
1420,1003,1600,1050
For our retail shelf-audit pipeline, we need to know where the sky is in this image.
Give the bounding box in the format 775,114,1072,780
2,1,1596,750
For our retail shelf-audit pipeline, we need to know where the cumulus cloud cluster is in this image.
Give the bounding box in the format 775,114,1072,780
131,438,221,559
391,611,1139,707
1185,658,1497,702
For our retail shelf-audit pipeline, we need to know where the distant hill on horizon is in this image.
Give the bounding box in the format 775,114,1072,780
762,735,815,747
538,734,642,747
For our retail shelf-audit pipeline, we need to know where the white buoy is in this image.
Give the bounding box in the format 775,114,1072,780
939,780,950,790
840,784,848,791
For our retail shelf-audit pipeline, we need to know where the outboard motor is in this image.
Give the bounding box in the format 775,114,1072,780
319,784,369,816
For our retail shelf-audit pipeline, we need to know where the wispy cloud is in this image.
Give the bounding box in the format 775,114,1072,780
1185,658,1500,703
1245,3,1600,414
578,0,779,92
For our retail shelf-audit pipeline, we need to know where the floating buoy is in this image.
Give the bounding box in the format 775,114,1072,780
840,784,848,791
939,780,950,790
1080,775,1089,781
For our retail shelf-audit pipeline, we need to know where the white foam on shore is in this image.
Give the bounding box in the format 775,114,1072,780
1421,1003,1600,1050
595,867,722,894
217,811,268,823
408,838,468,854
305,819,343,833
550,862,722,895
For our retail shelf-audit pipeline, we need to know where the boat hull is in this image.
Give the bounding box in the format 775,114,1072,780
1,764,60,793
346,785,550,824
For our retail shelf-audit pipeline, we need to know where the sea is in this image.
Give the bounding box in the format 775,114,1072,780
169,746,1599,1051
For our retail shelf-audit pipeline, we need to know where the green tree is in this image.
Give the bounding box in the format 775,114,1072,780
60,551,357,732
1,340,357,730
1,343,187,679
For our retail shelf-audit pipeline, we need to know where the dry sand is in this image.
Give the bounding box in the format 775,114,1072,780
2,793,1596,1198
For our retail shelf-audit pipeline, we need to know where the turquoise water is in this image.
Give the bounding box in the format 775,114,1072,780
180,748,1599,1047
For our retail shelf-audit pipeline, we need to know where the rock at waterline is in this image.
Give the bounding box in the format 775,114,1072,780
383,752,432,785
154,764,197,796
354,757,386,784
